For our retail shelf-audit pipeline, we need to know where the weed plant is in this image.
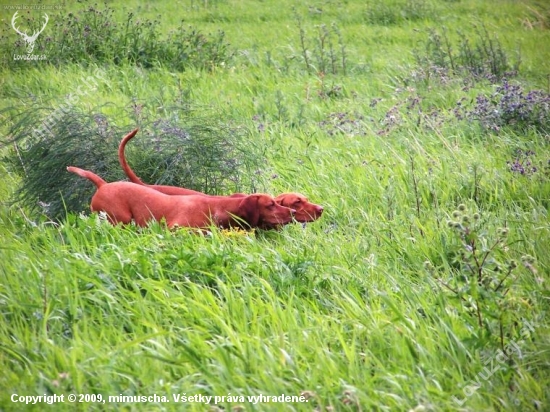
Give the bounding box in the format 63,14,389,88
426,204,537,352
460,80,550,135
368,78,550,139
414,24,521,85
290,9,348,75
507,149,550,179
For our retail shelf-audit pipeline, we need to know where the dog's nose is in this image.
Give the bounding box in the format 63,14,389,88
317,206,324,213
290,209,297,215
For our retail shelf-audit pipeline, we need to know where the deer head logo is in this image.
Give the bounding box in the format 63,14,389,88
11,11,49,55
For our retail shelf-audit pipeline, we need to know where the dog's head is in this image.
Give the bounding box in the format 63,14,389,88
274,192,323,223
239,194,295,228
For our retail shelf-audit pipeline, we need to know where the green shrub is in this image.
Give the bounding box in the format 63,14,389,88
1,101,261,221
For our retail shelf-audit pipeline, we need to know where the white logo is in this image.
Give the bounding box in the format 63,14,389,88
11,11,49,55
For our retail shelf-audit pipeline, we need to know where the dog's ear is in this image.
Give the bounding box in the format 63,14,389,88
239,195,260,227
274,193,301,208
274,193,287,205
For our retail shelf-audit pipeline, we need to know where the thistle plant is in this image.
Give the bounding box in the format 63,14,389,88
290,9,349,75
414,24,520,85
426,204,536,352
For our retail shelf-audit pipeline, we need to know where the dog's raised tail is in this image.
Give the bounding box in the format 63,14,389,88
118,128,146,185
67,166,107,188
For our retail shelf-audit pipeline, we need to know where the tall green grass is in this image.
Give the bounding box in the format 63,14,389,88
1,0,549,411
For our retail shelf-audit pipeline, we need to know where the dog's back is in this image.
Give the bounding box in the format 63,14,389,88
118,129,202,196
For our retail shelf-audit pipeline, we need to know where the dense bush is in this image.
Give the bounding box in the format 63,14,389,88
1,101,261,221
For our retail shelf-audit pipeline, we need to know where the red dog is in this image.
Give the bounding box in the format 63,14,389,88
118,129,324,223
272,192,323,224
67,166,295,229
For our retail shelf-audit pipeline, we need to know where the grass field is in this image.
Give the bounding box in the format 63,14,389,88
1,0,549,411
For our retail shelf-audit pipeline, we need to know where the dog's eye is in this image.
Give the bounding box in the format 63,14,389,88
294,199,302,205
